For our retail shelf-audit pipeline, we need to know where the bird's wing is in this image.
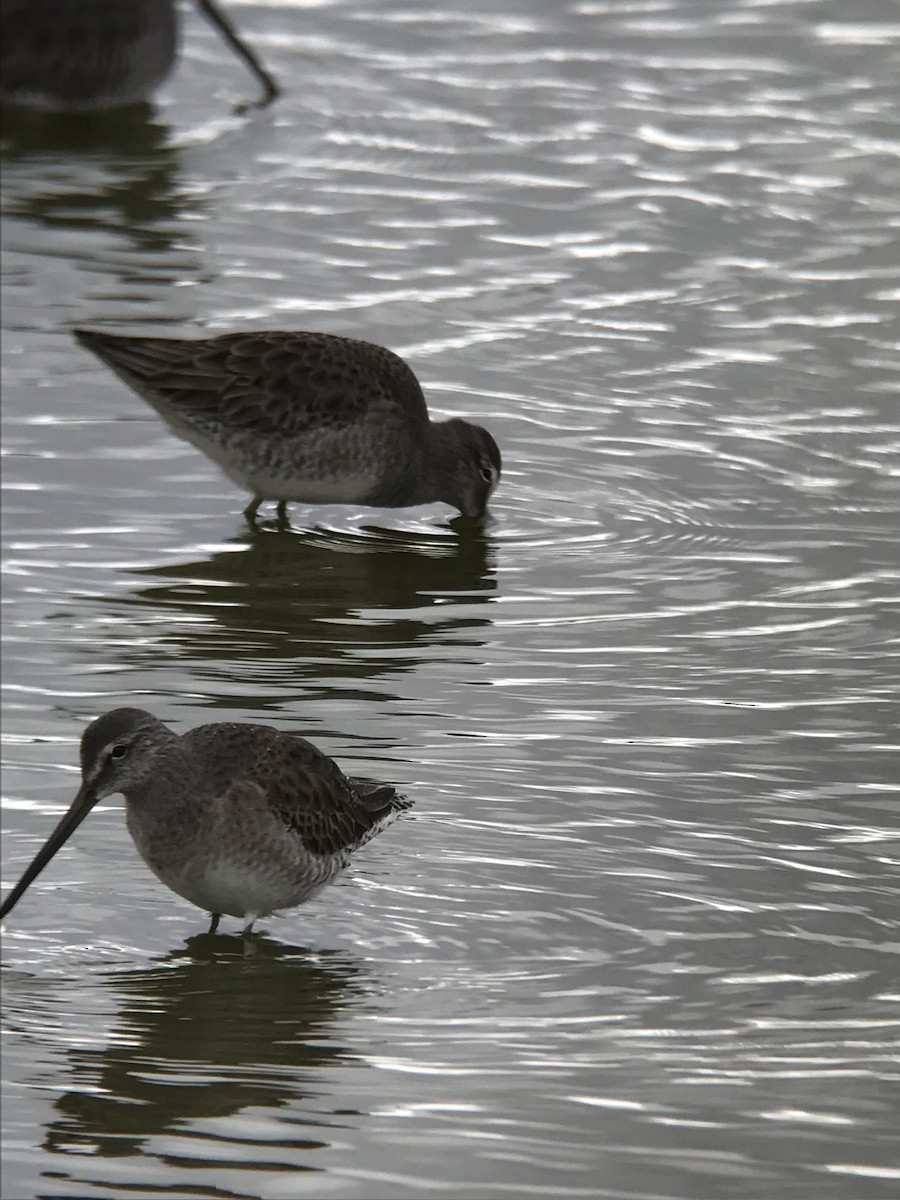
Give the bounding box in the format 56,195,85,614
188,723,409,857
75,329,430,439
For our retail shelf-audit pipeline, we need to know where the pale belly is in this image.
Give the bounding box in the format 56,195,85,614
148,855,344,919
241,466,384,504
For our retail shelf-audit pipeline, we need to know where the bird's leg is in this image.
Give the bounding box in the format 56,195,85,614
275,499,289,528
241,914,259,956
207,912,221,934
243,496,263,524
195,0,280,109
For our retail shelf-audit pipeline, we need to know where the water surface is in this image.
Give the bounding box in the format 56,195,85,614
2,1,899,1197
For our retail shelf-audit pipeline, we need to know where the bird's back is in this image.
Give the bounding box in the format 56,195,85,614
183,721,411,859
74,329,432,442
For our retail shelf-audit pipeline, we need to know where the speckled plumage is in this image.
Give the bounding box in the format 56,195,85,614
74,327,502,519
0,708,412,934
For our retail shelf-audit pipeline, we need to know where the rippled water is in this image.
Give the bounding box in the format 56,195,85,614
2,1,899,1197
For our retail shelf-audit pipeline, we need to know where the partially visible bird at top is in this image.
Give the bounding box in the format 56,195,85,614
0,0,279,112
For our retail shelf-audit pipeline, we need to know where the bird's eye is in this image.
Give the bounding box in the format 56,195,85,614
110,744,127,761
480,464,494,483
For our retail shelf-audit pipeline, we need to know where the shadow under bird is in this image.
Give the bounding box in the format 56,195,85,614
74,328,502,521
0,0,278,111
0,709,412,935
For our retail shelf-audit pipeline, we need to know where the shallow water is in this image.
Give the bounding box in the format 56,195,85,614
1,1,899,1197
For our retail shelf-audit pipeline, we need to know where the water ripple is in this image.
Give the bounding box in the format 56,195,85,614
3,0,899,1196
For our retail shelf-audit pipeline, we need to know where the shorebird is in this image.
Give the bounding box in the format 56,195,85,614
0,0,278,111
0,708,412,935
74,328,502,521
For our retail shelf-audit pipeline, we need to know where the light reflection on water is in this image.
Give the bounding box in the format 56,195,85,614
2,0,899,1197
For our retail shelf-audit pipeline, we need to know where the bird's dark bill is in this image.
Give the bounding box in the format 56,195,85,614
0,783,99,919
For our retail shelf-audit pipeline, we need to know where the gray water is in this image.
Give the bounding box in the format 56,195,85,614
1,1,899,1197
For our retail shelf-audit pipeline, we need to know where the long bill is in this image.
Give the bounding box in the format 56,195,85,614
0,783,100,919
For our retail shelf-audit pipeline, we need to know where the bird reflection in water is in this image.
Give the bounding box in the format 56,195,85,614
1,101,191,260
99,525,499,694
39,938,362,1162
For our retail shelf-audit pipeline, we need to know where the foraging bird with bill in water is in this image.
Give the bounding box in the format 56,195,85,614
74,328,502,522
0,709,412,936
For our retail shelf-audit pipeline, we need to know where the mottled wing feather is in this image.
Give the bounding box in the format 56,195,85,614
75,329,430,440
186,723,409,858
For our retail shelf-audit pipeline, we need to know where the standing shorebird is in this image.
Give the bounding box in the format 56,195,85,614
74,328,502,521
0,709,412,935
0,0,278,111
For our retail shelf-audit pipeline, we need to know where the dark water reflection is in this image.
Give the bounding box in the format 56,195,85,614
106,526,497,697
1,104,188,257
38,938,359,1166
